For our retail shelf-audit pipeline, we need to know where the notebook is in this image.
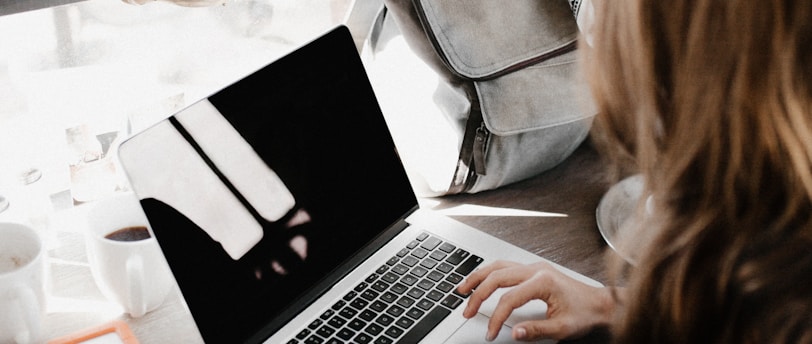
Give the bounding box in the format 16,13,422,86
117,25,602,344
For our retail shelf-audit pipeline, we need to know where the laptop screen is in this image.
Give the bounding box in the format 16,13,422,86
118,26,418,343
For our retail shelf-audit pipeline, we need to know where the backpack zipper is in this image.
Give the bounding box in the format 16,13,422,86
449,106,490,194
472,121,490,176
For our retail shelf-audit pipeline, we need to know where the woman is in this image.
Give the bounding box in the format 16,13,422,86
458,1,812,342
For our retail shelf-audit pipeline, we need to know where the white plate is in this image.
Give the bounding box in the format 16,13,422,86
595,174,644,264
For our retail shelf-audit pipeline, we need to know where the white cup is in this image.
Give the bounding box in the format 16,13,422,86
0,222,46,344
86,192,174,318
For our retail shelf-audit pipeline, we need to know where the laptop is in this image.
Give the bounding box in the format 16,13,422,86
117,26,601,344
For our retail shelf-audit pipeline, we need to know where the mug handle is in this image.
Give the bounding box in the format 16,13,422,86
12,285,41,344
126,255,147,318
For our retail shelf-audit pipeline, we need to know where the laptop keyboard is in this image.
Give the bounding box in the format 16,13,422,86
287,232,483,344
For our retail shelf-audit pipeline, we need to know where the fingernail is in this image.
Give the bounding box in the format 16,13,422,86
486,331,496,342
515,327,527,340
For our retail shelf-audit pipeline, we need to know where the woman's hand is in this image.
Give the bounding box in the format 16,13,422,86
456,260,616,342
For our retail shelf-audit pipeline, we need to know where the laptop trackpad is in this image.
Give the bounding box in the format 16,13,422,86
443,313,555,344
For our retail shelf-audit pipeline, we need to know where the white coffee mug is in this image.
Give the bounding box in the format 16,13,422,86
0,222,46,344
86,192,174,318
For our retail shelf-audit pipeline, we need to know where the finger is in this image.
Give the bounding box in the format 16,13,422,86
463,263,534,318
459,263,512,317
485,276,550,340
457,260,518,294
487,268,561,340
512,319,572,341
458,261,521,318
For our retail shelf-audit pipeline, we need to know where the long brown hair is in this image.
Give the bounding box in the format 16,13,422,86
584,1,812,342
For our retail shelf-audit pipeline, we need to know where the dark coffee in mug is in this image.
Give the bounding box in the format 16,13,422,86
104,226,151,242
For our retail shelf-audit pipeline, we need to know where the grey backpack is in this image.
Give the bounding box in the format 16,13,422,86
364,0,595,196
